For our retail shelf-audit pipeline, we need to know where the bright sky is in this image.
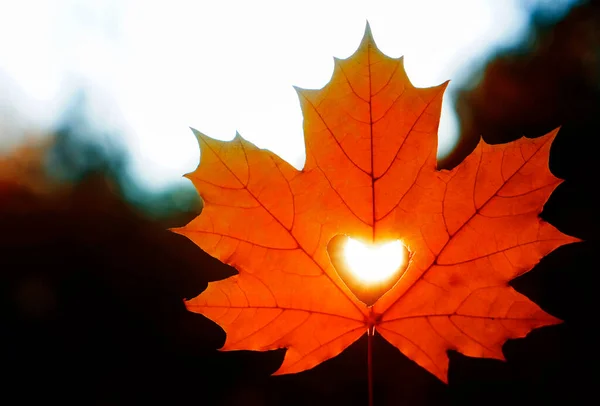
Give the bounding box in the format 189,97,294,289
0,0,581,191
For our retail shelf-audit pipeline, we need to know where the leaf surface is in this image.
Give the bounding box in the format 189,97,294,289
174,25,579,382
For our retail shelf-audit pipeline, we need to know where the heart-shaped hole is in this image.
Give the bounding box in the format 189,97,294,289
328,235,410,306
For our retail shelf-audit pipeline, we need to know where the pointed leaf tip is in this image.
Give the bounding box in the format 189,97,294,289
364,20,372,37
293,85,307,95
187,127,203,151
189,127,205,141
360,21,374,45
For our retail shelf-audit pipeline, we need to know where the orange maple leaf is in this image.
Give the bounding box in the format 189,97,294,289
173,25,579,382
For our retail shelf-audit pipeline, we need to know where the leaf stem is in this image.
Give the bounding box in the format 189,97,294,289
368,323,374,406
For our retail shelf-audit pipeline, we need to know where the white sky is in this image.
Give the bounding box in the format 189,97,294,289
0,0,581,190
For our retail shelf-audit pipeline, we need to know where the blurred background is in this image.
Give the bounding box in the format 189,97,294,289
1,0,598,405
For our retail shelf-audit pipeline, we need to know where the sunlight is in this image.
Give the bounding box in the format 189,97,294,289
343,238,407,284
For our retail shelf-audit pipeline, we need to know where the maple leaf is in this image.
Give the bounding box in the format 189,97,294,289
173,24,579,382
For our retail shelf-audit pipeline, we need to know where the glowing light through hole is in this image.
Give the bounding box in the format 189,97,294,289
343,238,406,284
